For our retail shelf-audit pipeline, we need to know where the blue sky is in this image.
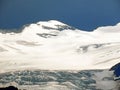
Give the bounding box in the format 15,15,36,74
0,0,120,31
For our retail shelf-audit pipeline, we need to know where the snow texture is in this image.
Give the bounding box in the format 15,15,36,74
0,20,120,89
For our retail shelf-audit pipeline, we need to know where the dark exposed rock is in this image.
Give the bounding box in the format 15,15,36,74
0,86,18,90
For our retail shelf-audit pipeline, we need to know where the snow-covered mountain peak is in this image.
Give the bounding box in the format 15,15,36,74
38,20,76,31
23,20,76,34
20,20,77,40
0,20,120,72
37,20,66,26
1,20,120,90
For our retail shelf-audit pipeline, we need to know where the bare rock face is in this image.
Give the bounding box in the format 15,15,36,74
0,86,18,90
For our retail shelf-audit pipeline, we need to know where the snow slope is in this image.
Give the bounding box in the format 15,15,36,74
0,20,120,72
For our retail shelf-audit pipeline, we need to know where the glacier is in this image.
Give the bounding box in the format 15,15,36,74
0,20,120,89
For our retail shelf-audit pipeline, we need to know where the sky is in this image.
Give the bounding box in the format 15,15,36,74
0,0,120,31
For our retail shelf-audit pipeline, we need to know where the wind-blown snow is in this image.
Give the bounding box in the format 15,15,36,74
0,20,120,72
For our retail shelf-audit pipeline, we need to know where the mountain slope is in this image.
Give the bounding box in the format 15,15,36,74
0,20,120,72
